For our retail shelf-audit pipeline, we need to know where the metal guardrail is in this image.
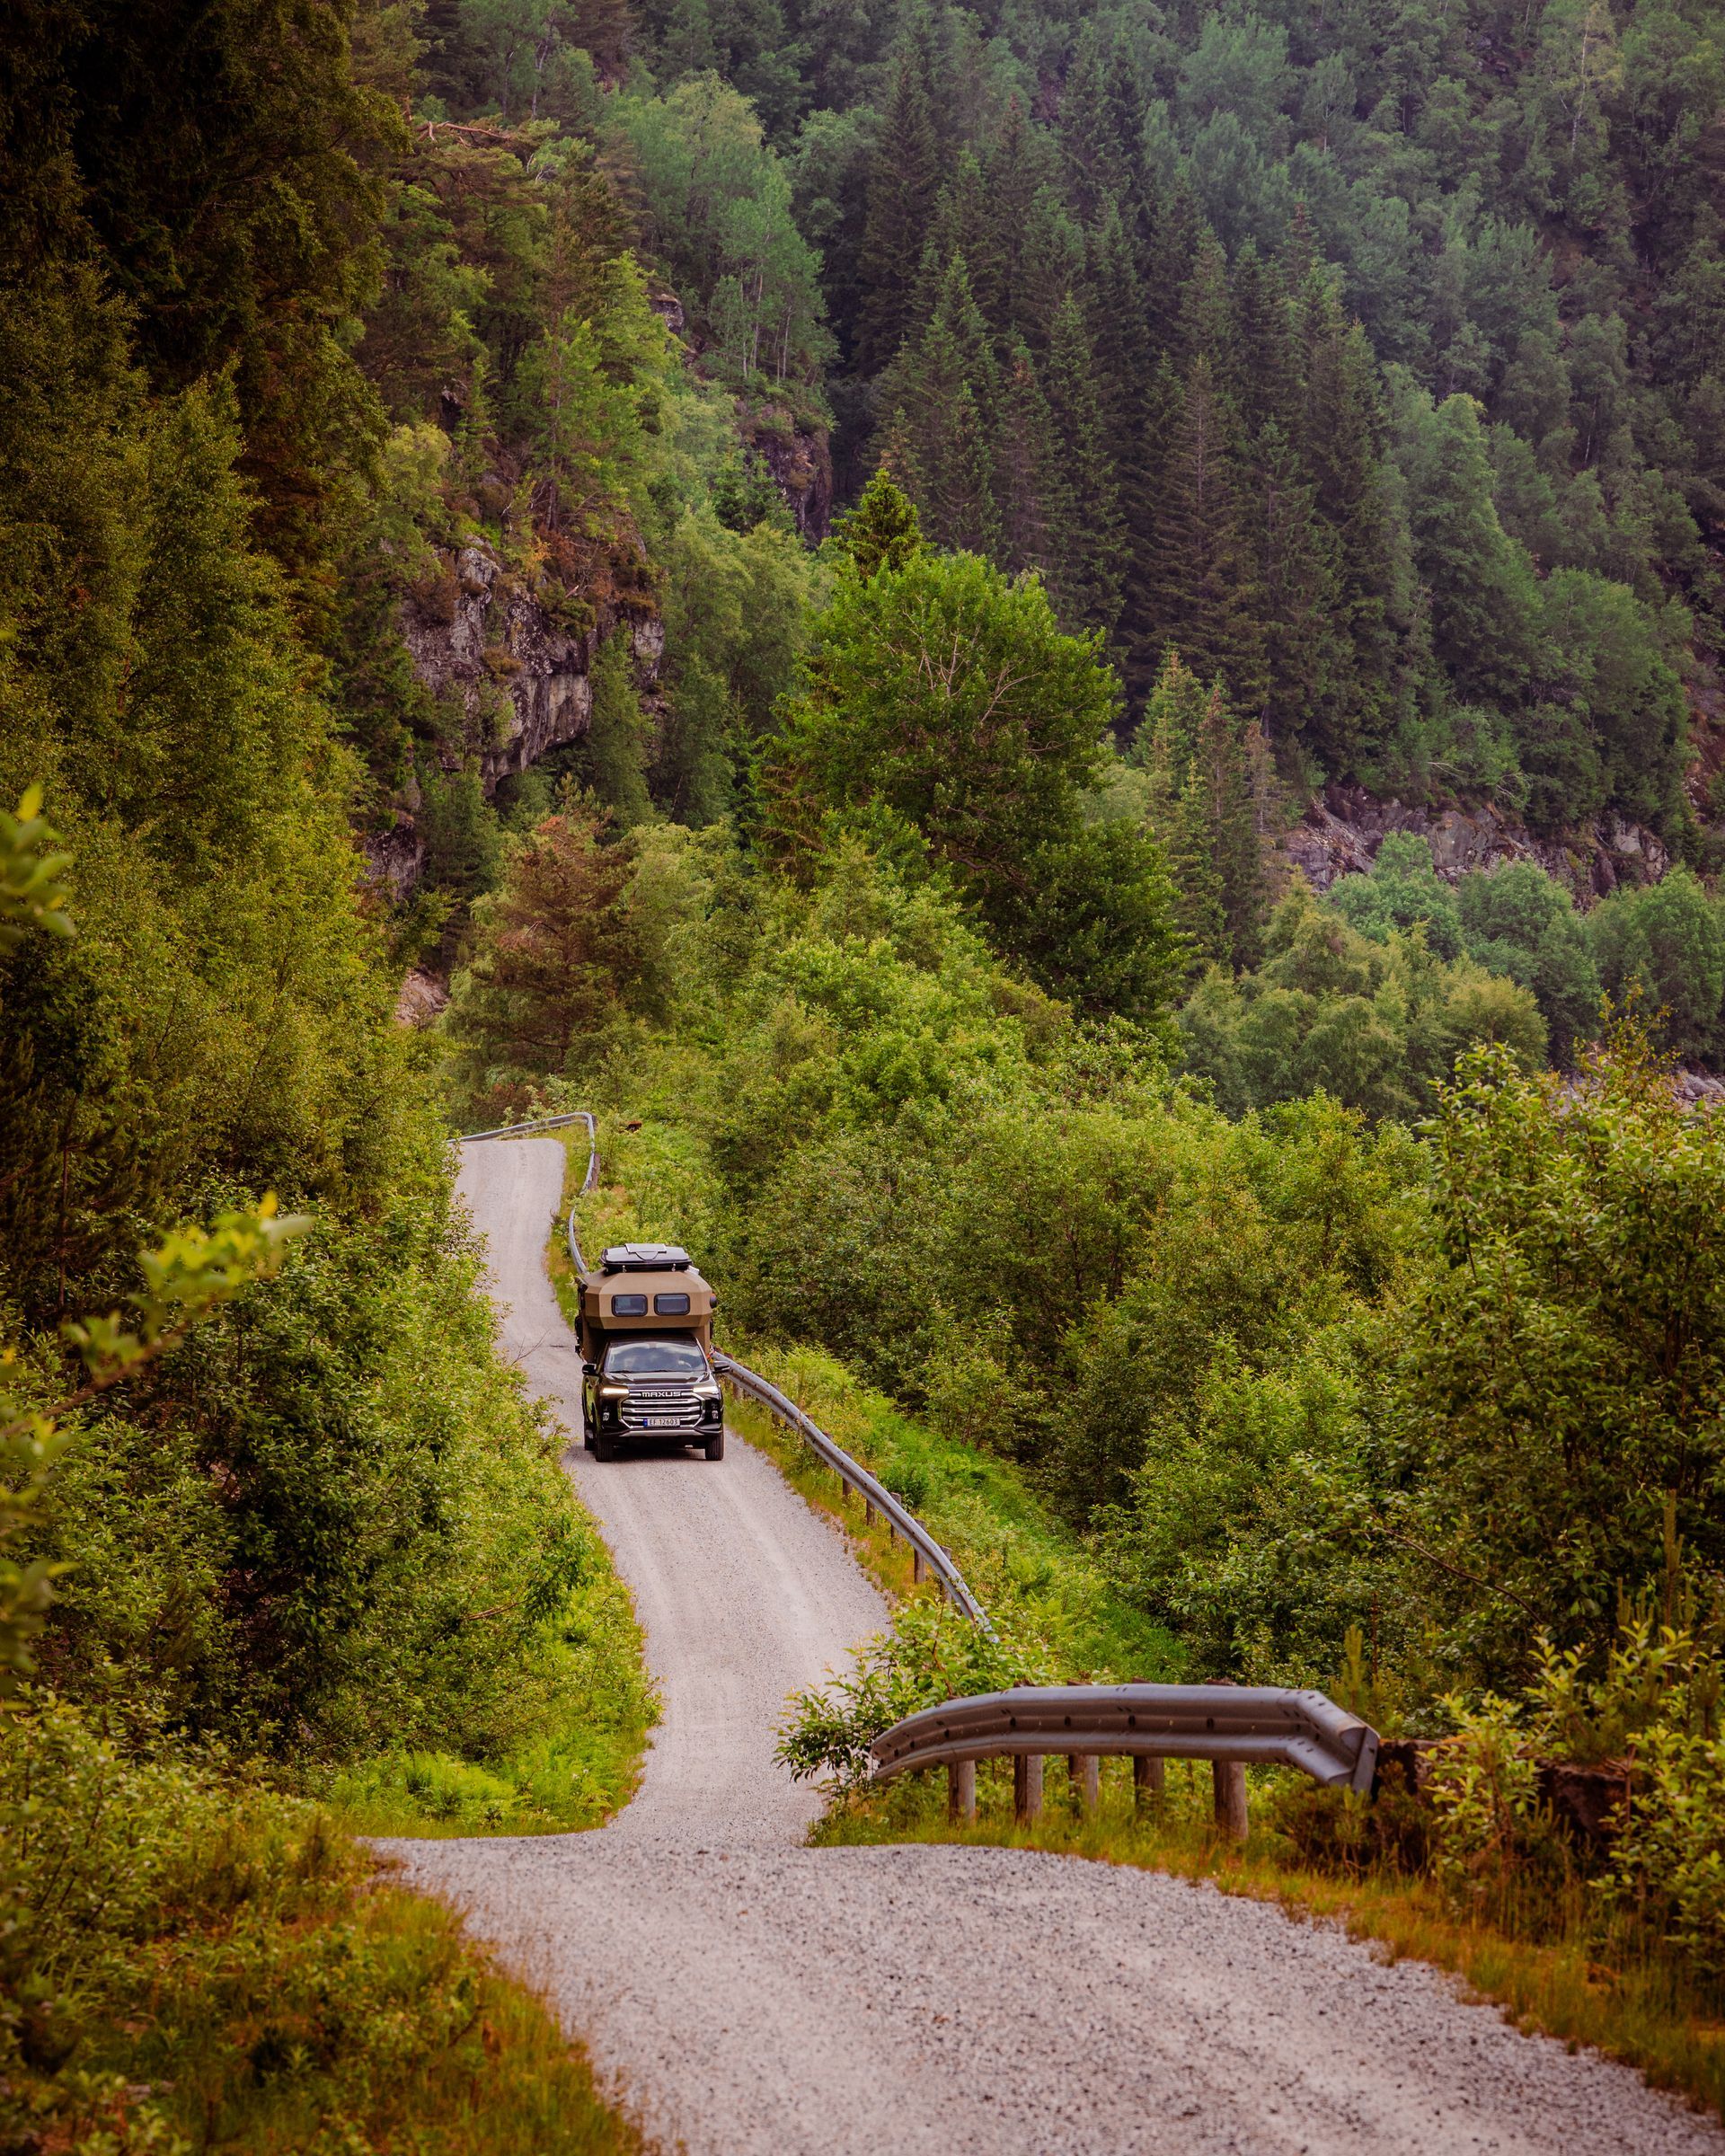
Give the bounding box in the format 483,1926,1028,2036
870,1681,1380,1839
461,1110,597,1144
714,1356,994,1632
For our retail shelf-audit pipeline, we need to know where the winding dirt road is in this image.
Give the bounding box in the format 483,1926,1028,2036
383,1135,1724,2155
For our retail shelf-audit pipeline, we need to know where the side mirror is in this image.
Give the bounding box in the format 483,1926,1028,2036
580,1361,597,1378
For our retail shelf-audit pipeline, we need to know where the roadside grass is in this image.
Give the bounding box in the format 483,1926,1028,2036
318,1512,653,1839
3,1702,654,2155
817,1755,1725,2122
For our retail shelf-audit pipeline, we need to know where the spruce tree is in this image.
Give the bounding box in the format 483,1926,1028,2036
1252,418,1350,755
857,55,940,372
928,149,1007,334
1132,355,1266,715
1045,293,1124,631
1083,199,1151,443
1296,273,1402,766
1188,676,1269,970
1177,228,1240,387
1013,186,1087,350
881,254,1003,556
1059,23,1130,225
834,466,924,578
1129,654,1268,971
998,340,1075,598
984,96,1058,340
1230,240,1301,439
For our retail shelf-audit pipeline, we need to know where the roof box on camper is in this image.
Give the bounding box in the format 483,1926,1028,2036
600,1242,693,1274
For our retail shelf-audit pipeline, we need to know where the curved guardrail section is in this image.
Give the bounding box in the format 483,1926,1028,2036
713,1356,994,1634
871,1682,1380,1793
461,1110,597,1144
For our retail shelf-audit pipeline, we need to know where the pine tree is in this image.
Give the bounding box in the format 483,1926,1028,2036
1252,418,1350,754
1045,293,1124,631
857,55,940,372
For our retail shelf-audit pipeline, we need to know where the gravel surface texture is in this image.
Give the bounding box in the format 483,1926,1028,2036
382,1135,1725,2155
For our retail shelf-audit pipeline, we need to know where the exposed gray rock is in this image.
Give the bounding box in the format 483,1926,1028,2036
1287,782,1668,904
750,414,833,540
398,538,615,797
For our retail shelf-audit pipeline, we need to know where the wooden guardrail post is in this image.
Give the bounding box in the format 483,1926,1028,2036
1068,1754,1099,1814
913,1548,925,1584
1133,1754,1164,1815
1203,1676,1250,1842
1212,1762,1249,1842
1013,1752,1043,1826
948,1758,976,1823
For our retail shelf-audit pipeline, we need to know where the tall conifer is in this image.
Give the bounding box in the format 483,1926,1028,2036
998,341,1072,591
1133,356,1266,713
1046,292,1124,631
858,56,940,372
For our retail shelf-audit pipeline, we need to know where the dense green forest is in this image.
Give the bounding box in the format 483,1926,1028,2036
389,0,1724,847
4,0,1725,2137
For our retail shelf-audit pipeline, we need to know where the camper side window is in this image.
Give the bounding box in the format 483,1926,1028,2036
611,1294,648,1316
654,1293,691,1315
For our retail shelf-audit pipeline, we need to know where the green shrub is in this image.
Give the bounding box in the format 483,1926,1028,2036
0,1698,647,2155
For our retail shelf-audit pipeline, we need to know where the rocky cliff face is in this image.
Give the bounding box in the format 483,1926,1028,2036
366,539,664,897
400,541,664,793
752,418,832,540
1287,782,1669,901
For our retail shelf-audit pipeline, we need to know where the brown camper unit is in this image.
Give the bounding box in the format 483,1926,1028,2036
577,1242,724,1462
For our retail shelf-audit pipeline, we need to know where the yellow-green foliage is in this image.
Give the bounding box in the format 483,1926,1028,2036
0,1700,649,2156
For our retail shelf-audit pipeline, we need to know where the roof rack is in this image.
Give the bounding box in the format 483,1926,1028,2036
599,1242,693,1274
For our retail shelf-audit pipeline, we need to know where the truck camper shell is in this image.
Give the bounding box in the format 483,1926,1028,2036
578,1242,718,1360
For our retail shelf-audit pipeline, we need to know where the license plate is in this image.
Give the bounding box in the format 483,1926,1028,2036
642,1415,680,1428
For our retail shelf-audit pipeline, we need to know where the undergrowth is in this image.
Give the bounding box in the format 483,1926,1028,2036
311,1137,655,1839
0,1698,652,2155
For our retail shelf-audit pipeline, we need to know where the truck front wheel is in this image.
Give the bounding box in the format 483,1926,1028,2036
703,1427,724,1462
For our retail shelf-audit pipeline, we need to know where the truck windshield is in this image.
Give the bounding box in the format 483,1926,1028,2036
604,1337,709,1377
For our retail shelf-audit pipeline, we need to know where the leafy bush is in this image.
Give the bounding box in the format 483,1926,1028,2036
1181,879,1546,1120
776,1598,1044,1792
0,1698,647,2155
31,1184,652,1784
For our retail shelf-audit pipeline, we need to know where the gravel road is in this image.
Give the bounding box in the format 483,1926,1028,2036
382,1135,1725,2155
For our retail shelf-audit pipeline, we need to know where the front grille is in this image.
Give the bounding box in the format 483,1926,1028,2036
620,1387,702,1428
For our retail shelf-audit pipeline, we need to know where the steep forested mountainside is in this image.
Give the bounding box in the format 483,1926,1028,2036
605,0,1722,853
